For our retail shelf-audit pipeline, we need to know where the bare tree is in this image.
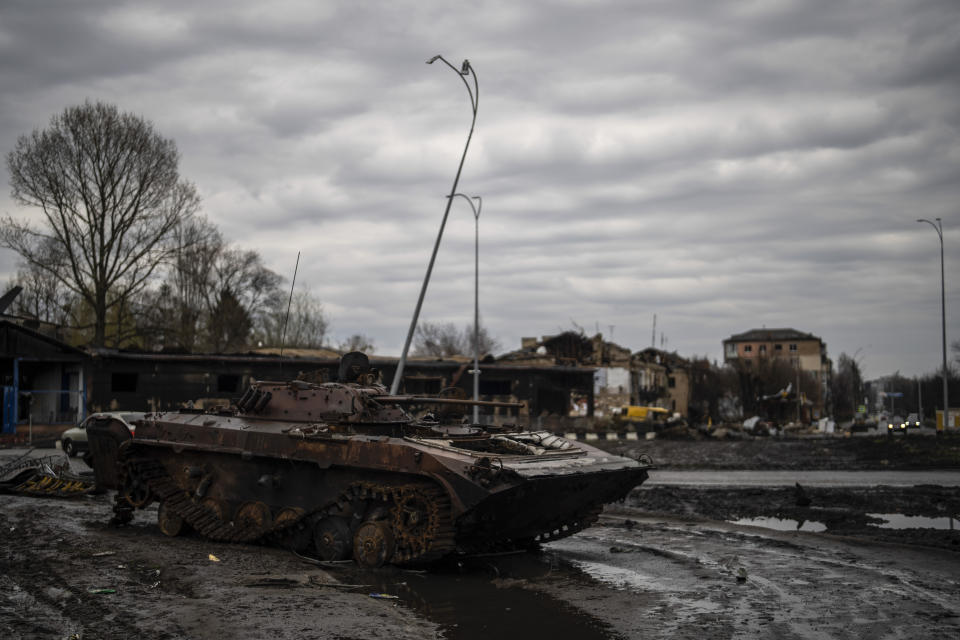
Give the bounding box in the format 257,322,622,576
136,218,288,352
338,333,376,354
210,248,283,333
207,288,252,353
687,358,740,424
2,101,200,347
5,238,74,325
164,215,223,350
412,320,500,357
830,353,864,421
257,289,329,349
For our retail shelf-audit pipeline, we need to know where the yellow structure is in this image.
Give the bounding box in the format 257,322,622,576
618,406,669,422
936,409,960,431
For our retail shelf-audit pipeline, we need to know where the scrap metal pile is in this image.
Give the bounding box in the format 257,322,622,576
0,451,94,497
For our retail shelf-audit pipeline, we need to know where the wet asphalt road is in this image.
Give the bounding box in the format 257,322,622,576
648,469,960,487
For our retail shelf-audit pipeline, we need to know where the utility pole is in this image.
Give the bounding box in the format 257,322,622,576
916,217,949,432
918,378,923,424
392,56,479,396
796,368,801,423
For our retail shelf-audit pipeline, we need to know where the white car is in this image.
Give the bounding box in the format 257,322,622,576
60,412,143,457
905,413,922,428
886,415,906,433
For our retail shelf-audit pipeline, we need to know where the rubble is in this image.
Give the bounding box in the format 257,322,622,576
0,452,94,497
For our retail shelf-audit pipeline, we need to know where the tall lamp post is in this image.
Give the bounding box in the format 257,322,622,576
917,217,949,431
451,193,482,422
392,56,479,396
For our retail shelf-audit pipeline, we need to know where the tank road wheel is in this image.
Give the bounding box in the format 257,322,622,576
392,490,442,559
313,516,352,561
201,497,229,522
157,500,185,537
235,501,273,536
121,470,151,508
274,508,311,552
275,507,304,529
353,521,395,568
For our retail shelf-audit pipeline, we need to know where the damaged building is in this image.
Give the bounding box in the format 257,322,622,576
722,327,832,421
1,319,87,435
85,349,593,425
498,332,691,420
1,310,595,434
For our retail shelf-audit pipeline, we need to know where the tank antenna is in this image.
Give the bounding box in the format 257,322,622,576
279,251,300,373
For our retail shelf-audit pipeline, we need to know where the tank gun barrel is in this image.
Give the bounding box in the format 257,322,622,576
378,395,524,409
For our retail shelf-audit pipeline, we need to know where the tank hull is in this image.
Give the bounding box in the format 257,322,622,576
88,379,652,567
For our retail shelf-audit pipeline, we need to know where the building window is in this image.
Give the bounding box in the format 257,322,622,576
404,377,442,395
480,379,513,395
111,373,138,393
217,374,241,393
744,345,753,353
668,376,676,388
789,344,798,352
759,345,767,353
775,344,783,351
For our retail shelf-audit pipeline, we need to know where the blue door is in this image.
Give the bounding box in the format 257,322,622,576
2,386,14,435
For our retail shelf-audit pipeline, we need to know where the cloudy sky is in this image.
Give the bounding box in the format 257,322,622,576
1,0,958,379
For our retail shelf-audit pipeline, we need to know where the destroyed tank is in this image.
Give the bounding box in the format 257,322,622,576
87,353,652,567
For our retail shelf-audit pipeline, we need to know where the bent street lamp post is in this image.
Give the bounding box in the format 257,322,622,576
917,217,948,432
451,193,482,422
392,56,479,396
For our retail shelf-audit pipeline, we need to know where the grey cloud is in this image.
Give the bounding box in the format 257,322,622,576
1,0,958,379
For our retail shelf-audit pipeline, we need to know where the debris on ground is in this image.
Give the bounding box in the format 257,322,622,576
0,452,94,497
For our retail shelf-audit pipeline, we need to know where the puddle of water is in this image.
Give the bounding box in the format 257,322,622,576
344,554,618,640
561,558,657,592
866,514,957,530
732,514,958,532
731,517,827,532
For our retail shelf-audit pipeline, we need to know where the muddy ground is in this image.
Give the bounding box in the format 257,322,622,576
599,433,960,551
2,434,959,639
598,431,960,471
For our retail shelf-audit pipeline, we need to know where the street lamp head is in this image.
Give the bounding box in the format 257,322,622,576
426,55,442,64
460,59,472,75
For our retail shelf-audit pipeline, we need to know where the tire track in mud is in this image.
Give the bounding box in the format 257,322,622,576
1,499,178,640
1,492,441,640
537,510,960,639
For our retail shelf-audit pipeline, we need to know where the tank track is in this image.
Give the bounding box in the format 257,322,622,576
111,447,456,565
457,505,604,555
529,505,603,543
